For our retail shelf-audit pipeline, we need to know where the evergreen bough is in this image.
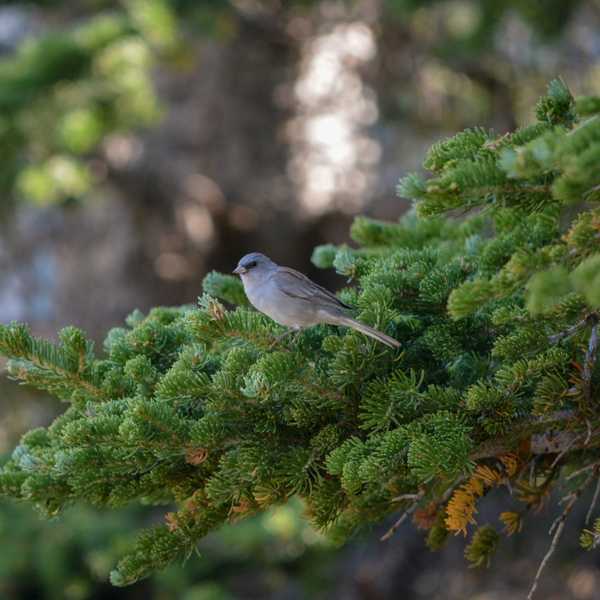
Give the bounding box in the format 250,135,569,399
1,79,599,595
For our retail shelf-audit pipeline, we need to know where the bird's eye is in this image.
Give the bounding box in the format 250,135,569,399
246,260,257,269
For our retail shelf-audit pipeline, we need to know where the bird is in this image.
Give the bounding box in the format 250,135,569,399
233,252,400,348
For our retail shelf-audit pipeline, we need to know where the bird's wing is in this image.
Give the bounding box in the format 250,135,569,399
273,267,352,310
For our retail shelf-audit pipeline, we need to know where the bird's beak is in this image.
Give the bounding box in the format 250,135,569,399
233,266,246,275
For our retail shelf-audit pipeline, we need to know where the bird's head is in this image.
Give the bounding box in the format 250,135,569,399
233,252,276,280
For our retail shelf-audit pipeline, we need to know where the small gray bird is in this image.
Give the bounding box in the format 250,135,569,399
233,252,400,348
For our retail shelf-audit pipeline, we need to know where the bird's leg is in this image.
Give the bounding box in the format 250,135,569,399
272,328,294,346
290,327,303,346
272,326,302,348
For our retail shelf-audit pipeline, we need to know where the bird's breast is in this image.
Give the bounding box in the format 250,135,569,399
243,276,316,328
243,279,271,314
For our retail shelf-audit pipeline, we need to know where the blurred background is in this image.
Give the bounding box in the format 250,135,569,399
1,0,600,598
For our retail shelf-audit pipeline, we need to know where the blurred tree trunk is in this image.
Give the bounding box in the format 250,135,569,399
2,15,348,340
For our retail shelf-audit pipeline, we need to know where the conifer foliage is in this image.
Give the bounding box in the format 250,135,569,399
1,80,599,592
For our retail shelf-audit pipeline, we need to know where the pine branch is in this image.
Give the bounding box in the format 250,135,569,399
0,324,106,402
2,80,600,587
10,355,105,401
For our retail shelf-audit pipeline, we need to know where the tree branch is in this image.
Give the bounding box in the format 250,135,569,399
586,475,600,525
470,411,591,460
583,320,599,403
548,318,589,345
527,467,598,600
381,490,424,541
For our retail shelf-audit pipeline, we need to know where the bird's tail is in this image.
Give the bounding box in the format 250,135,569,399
336,317,401,349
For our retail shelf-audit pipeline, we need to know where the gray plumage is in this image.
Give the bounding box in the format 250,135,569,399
233,252,400,349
